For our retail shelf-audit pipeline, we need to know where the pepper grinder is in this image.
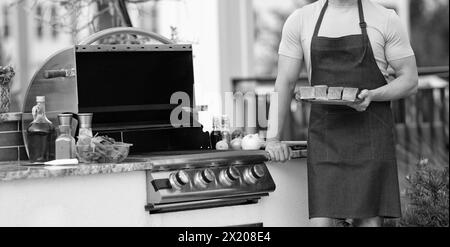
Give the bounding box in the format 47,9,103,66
77,113,93,146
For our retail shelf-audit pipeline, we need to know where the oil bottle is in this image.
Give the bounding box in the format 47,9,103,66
210,116,222,149
27,96,56,163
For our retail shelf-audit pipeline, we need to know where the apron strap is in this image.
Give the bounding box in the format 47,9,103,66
313,0,367,38
358,0,368,48
312,0,328,38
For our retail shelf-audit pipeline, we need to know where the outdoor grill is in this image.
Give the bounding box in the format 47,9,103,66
73,39,278,213
20,27,307,214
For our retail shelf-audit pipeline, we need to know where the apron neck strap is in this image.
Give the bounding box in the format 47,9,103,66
358,0,368,36
313,0,367,38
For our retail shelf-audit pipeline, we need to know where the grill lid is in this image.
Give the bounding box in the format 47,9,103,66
75,44,195,127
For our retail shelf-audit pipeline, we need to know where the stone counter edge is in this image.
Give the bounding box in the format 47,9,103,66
0,160,153,182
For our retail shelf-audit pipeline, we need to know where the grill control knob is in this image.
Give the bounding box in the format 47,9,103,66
244,165,265,184
170,170,189,189
219,166,240,186
195,168,215,188
201,169,215,183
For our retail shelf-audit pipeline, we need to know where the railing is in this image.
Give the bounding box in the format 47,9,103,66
231,66,450,87
231,66,449,167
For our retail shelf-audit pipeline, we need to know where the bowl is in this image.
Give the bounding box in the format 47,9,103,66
76,142,133,164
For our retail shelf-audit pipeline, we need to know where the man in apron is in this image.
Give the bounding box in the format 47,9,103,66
265,0,418,227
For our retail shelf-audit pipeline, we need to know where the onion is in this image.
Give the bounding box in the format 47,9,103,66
241,134,262,150
230,138,242,150
216,140,229,150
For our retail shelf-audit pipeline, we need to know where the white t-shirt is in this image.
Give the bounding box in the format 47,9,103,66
278,0,415,82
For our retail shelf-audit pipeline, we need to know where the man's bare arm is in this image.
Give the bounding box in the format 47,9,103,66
353,56,419,112
371,56,419,101
266,55,302,161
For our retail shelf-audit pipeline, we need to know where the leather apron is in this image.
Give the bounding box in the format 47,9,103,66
307,0,401,219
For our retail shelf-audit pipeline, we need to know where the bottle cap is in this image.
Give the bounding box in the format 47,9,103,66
36,96,45,103
78,113,93,128
58,113,73,126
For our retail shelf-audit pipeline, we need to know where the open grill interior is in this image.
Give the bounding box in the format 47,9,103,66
75,45,210,153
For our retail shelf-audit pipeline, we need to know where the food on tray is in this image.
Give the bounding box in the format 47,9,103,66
314,85,328,100
342,87,360,102
295,86,361,104
298,87,315,100
327,87,344,100
76,135,132,163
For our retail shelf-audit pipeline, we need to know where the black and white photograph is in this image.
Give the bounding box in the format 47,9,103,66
0,0,448,232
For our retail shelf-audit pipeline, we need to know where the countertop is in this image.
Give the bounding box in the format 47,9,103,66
0,157,153,182
0,149,303,182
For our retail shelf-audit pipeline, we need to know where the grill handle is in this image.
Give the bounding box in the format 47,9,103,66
44,70,66,79
261,141,307,148
289,149,308,159
261,141,308,160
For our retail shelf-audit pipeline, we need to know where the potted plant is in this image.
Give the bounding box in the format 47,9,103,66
0,65,15,114
385,159,449,227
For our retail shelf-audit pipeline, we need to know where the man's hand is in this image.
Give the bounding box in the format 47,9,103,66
265,140,291,163
349,89,373,112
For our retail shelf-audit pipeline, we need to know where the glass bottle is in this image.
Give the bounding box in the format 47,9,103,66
27,96,56,163
221,115,231,144
76,113,93,146
210,116,222,149
55,114,76,160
